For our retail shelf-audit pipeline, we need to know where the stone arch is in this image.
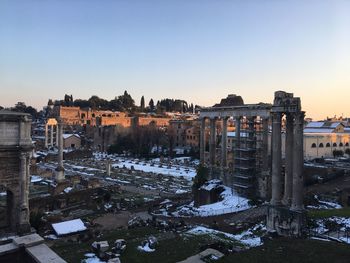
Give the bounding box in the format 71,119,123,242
0,111,32,234
311,143,317,148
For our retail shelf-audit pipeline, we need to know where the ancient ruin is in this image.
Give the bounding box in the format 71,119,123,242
0,110,32,234
199,94,271,199
199,91,306,236
267,91,306,237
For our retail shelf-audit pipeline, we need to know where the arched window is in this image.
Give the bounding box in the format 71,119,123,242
311,143,317,148
319,143,324,148
326,143,331,147
333,143,337,147
339,142,344,147
346,142,349,147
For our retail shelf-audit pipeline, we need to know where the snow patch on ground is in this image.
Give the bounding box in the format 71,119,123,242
112,160,196,180
313,216,350,244
186,224,264,247
307,195,342,210
137,242,155,252
173,183,251,217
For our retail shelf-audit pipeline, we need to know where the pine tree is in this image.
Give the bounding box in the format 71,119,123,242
149,99,154,111
140,96,145,111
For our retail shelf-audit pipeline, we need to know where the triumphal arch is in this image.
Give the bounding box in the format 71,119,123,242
0,110,32,234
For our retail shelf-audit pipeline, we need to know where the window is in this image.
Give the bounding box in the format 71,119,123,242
346,142,349,147
326,143,330,147
311,143,316,148
339,142,344,147
333,143,337,147
319,143,324,148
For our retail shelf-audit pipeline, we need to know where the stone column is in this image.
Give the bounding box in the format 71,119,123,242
235,116,241,156
283,113,294,206
271,112,282,206
55,119,65,182
209,118,216,166
45,124,48,148
50,125,54,146
106,160,111,176
221,117,228,167
19,152,30,232
200,118,206,164
262,117,269,172
19,153,27,211
55,125,59,147
291,111,305,211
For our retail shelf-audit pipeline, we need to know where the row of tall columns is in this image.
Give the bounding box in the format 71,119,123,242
199,116,269,169
199,117,230,168
45,124,58,148
270,111,305,210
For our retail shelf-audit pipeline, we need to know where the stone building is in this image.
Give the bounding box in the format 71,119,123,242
200,91,306,236
63,133,81,149
302,121,350,159
0,110,66,263
0,110,32,233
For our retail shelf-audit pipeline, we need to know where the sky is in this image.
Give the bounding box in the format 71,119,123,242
0,0,349,120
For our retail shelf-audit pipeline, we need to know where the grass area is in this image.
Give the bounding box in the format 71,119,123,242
308,208,350,219
51,226,241,263
218,237,350,263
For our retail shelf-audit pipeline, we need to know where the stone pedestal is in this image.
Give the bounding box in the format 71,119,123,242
267,205,306,237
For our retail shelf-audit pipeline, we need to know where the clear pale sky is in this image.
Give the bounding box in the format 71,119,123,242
0,0,349,120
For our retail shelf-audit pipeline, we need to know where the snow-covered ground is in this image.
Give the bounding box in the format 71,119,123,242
186,223,265,248
111,159,196,180
173,182,251,217
312,216,350,244
307,195,342,210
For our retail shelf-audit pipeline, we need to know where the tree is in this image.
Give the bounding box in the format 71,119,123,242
193,164,209,189
346,148,350,155
333,149,344,158
149,99,155,111
88,95,108,110
140,96,145,111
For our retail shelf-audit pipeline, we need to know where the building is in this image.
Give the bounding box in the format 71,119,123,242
303,121,350,159
63,134,81,149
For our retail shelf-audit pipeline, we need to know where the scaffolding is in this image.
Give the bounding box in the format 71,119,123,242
233,116,263,197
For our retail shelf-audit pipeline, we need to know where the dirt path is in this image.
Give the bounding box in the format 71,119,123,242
94,211,131,230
